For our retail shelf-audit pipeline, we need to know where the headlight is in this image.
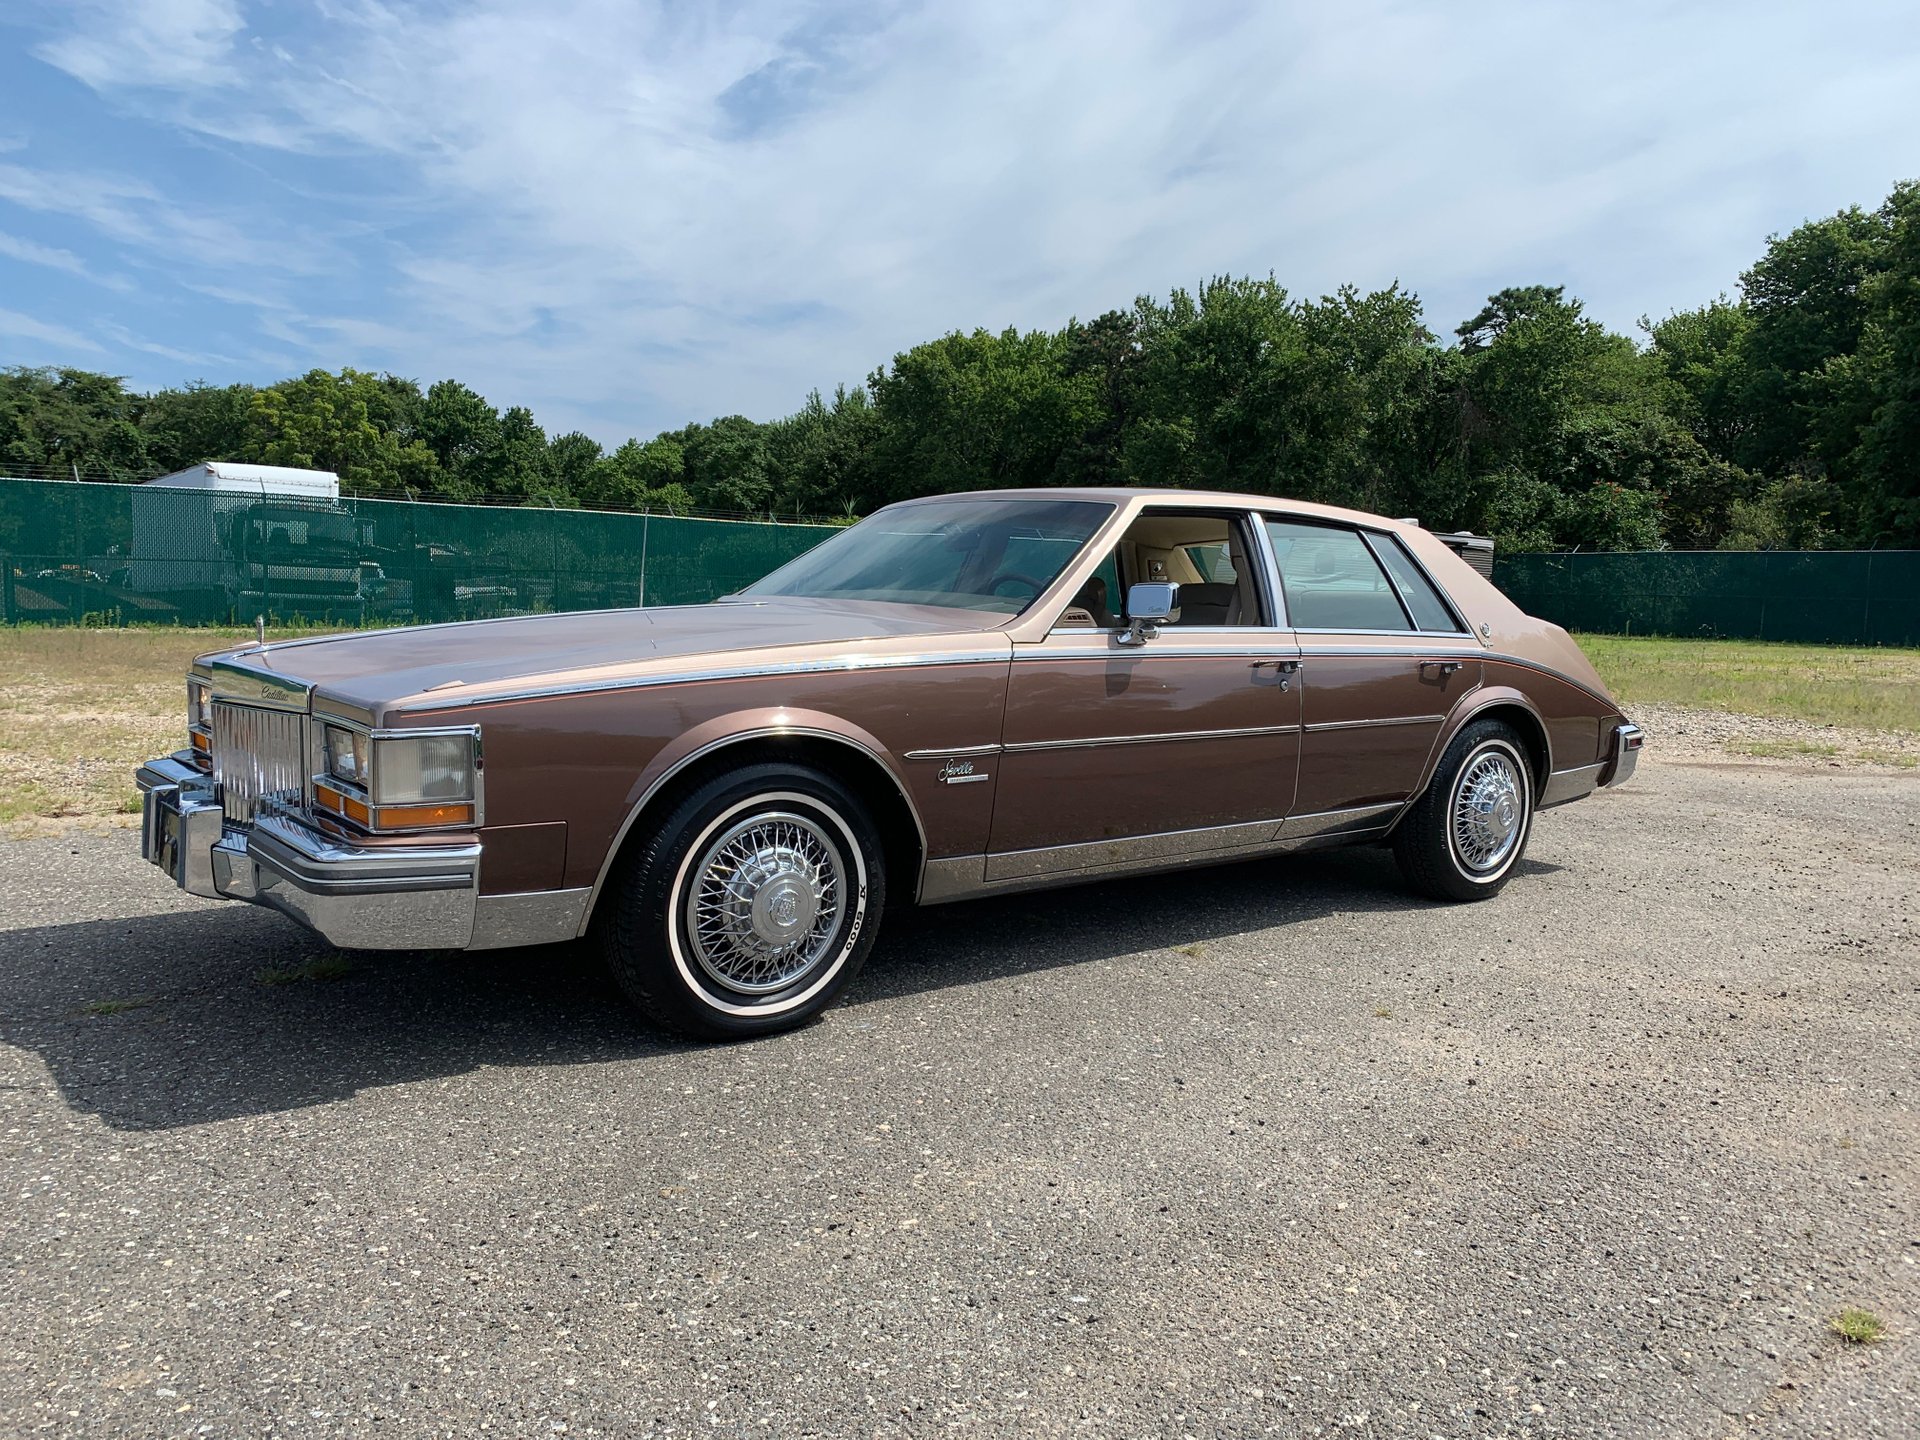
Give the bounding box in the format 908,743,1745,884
187,677,212,732
322,724,371,787
314,726,479,831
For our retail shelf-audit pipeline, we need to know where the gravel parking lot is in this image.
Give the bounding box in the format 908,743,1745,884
1,755,1914,1437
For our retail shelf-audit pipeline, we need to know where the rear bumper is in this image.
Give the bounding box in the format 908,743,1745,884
1603,722,1644,788
137,755,481,950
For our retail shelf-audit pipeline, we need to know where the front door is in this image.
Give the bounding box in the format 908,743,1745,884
985,512,1302,881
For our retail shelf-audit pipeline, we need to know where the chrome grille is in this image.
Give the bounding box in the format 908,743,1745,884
211,702,307,824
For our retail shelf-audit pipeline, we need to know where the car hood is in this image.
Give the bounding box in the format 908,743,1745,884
200,598,1005,716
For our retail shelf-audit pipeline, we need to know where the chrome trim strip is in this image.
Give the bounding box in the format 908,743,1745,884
1001,722,1303,753
312,693,377,727
904,743,1005,760
979,802,1399,884
1302,713,1446,733
1013,642,1303,661
1357,529,1423,632
921,802,1402,902
1540,761,1606,808
578,725,932,931
1279,801,1402,840
918,854,986,904
1248,512,1289,629
208,657,312,711
470,888,592,950
398,648,1012,713
985,818,1280,882
939,772,992,785
1294,632,1474,643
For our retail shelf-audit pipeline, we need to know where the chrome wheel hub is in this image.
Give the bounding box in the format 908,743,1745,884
686,812,845,994
1452,749,1525,873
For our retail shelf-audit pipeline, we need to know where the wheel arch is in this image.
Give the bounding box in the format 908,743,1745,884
579,713,928,935
1416,688,1552,803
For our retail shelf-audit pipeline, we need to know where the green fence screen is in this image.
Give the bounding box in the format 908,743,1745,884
0,477,835,626
1494,550,1920,646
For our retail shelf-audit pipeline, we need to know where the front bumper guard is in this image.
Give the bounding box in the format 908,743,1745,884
137,755,481,950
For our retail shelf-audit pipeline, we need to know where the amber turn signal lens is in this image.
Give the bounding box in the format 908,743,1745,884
375,802,475,830
313,782,372,828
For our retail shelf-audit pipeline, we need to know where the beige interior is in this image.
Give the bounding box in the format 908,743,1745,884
1061,511,1268,629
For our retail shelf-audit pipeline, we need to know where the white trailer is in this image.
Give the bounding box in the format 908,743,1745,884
129,463,369,616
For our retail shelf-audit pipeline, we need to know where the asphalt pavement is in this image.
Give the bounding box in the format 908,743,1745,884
1,755,1915,1437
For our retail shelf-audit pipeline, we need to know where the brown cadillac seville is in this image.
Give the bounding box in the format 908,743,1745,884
137,488,1642,1036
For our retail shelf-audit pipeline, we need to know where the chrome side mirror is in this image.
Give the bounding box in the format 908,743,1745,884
1117,581,1178,646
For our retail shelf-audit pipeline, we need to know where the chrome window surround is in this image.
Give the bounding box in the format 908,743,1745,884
1252,513,1478,642
309,717,486,832
1048,507,1288,636
1362,529,1473,636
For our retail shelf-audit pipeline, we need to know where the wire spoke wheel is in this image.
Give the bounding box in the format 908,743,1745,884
684,810,848,996
1450,747,1525,874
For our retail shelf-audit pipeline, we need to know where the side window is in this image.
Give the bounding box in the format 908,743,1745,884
1183,542,1237,584
1368,534,1462,632
1264,520,1412,631
1058,547,1125,628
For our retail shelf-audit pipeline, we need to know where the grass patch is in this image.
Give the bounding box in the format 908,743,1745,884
0,624,317,835
1829,1307,1888,1345
1575,635,1920,732
254,955,357,986
78,996,155,1016
1172,942,1207,958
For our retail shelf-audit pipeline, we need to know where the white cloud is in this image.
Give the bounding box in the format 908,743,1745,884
35,0,244,91
13,0,1920,441
0,229,132,288
0,306,104,354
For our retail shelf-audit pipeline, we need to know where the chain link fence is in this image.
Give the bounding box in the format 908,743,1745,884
1494,550,1920,646
1,477,834,626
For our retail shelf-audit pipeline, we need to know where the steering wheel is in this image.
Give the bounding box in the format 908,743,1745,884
985,571,1048,603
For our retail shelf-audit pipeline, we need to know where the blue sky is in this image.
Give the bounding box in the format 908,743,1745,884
2,0,1917,446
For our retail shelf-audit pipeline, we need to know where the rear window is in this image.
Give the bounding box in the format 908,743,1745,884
1264,520,1411,631
1368,534,1462,632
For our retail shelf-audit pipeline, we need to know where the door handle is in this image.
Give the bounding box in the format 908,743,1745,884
1421,660,1464,678
1252,658,1301,690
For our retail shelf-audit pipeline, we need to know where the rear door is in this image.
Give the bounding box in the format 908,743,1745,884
1262,517,1482,823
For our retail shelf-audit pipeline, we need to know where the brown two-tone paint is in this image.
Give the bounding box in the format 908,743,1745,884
185,487,1632,922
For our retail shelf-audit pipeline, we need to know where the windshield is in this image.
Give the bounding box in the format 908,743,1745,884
741,498,1114,614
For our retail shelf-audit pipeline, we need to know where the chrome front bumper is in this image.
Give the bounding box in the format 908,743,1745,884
1604,722,1644,788
137,753,481,950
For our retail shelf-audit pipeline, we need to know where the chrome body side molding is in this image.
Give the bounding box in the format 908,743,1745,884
472,889,593,949
1539,761,1606,808
1001,722,1302,754
920,802,1400,903
1302,713,1446,734
399,649,1011,714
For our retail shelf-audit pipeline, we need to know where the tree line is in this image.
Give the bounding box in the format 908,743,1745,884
2,180,1914,551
